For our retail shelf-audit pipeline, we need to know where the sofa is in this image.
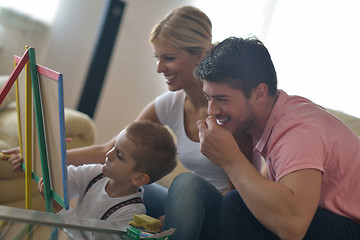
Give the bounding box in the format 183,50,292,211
0,75,97,211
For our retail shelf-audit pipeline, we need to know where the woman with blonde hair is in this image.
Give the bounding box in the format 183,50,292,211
144,6,253,239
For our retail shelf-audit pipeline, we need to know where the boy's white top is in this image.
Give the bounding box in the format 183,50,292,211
155,90,228,192
58,164,145,222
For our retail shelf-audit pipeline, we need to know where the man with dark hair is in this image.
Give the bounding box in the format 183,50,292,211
194,37,360,239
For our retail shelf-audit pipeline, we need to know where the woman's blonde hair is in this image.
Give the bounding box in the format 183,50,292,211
150,6,212,55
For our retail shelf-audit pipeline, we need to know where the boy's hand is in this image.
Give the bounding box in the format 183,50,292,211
38,178,45,197
37,178,63,213
0,147,24,173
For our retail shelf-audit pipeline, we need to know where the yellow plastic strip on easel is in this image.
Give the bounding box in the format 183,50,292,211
0,219,8,233
14,59,27,207
24,46,32,210
14,61,22,157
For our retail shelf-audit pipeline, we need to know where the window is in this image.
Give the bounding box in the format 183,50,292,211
0,0,60,24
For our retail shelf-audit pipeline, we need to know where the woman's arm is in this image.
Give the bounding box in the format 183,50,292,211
66,136,115,166
0,140,115,168
67,100,160,166
135,101,160,123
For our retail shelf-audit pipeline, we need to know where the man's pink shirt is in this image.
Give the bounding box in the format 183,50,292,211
255,90,360,223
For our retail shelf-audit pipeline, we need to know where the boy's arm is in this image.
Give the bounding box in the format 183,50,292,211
52,199,64,212
107,202,146,228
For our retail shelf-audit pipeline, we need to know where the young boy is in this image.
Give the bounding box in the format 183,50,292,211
38,120,177,224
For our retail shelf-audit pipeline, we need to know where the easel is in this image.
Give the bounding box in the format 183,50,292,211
0,48,69,213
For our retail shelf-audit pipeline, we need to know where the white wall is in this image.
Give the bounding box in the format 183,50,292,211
0,8,50,75
264,0,360,118
43,0,193,144
42,0,103,111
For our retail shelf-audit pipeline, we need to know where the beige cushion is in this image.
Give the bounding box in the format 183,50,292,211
0,103,19,149
64,108,97,149
327,108,360,136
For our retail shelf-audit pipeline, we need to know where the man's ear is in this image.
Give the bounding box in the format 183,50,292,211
132,173,150,187
253,83,268,103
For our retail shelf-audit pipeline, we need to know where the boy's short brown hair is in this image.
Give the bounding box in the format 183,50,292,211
126,120,177,184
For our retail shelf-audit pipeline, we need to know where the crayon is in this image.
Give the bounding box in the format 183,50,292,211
0,152,14,158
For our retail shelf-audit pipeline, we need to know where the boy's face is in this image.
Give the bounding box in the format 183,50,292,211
102,129,139,183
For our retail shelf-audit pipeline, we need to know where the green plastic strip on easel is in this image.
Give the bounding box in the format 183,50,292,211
28,48,53,213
